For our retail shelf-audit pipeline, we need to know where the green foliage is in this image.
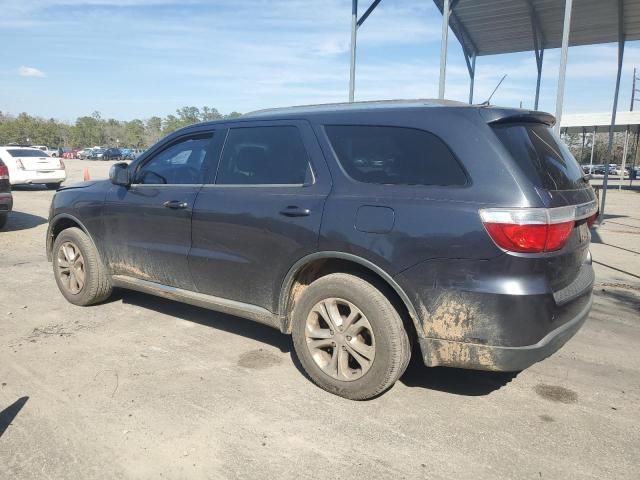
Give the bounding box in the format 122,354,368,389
0,106,241,148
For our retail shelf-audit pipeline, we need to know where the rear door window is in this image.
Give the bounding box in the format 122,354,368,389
325,125,467,186
492,123,586,190
216,126,312,185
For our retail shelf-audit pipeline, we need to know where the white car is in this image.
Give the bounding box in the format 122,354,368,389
0,146,66,189
32,145,59,157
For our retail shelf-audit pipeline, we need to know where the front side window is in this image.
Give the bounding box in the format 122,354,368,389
136,134,213,185
216,126,312,185
325,125,467,186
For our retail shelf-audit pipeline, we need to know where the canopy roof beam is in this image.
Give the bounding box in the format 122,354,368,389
527,0,545,110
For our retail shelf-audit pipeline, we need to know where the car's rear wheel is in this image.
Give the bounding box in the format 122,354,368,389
52,227,112,306
0,213,7,230
46,183,62,190
291,273,411,400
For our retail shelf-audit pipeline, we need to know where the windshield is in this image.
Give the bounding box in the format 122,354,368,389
492,123,586,190
7,149,50,157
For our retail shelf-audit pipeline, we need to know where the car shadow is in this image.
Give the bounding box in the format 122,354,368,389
399,347,519,396
114,290,519,397
2,210,47,232
116,289,292,354
0,396,29,438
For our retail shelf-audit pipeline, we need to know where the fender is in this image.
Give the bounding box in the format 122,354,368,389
278,251,421,335
46,213,100,262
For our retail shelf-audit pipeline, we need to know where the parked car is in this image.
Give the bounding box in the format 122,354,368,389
77,148,94,160
63,149,80,159
90,148,106,160
0,146,66,189
103,148,122,160
120,148,135,160
32,145,59,157
46,101,597,400
0,157,12,229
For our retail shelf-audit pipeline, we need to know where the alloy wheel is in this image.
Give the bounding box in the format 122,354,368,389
57,241,86,294
305,298,376,381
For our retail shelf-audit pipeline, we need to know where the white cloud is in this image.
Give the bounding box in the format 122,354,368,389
18,65,46,78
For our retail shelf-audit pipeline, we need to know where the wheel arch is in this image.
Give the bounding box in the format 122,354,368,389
278,252,420,337
47,213,96,262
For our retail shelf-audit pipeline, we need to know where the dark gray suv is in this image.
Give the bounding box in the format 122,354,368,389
46,100,597,400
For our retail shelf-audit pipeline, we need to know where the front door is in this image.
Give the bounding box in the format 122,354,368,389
189,120,331,312
102,130,216,290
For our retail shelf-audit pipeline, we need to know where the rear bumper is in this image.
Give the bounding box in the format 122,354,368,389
11,170,66,185
0,192,12,213
419,294,591,371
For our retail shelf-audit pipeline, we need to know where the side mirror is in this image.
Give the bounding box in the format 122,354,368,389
109,162,131,186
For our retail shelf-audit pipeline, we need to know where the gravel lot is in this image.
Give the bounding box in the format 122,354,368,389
1,159,639,479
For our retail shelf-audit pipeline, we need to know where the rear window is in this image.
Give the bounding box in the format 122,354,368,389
325,125,467,186
7,149,49,157
492,123,586,190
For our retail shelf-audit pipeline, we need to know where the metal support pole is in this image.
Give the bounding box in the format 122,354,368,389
580,127,586,163
348,0,358,103
601,0,625,218
589,126,597,173
439,0,451,99
630,129,639,187
554,0,573,134
468,53,476,104
535,50,544,110
620,126,630,189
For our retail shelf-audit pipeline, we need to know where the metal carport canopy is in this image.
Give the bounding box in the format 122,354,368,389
433,0,640,56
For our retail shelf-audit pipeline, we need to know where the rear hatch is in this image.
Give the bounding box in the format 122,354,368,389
6,148,63,170
487,115,597,296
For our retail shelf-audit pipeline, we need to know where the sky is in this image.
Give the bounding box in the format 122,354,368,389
2,0,640,121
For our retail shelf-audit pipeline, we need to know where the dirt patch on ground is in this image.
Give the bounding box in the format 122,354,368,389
534,384,578,404
237,348,283,369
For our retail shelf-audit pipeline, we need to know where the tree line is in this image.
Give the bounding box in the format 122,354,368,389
0,106,242,149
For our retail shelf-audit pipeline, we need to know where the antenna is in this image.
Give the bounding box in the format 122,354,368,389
481,74,507,106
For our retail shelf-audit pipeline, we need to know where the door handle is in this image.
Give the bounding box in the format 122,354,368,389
279,206,311,217
163,200,188,209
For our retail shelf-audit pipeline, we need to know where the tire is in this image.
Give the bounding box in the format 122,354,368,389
291,273,411,400
0,213,7,230
52,227,112,306
46,183,62,190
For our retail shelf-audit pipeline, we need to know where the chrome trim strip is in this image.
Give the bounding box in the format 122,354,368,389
111,275,279,329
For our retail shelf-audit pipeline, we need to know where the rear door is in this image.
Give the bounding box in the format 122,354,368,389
189,120,331,312
102,130,217,290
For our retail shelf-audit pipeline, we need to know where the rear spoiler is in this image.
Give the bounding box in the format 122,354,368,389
480,108,555,127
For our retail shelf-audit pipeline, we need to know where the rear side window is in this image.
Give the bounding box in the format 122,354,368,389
492,123,585,190
325,125,467,186
217,126,312,185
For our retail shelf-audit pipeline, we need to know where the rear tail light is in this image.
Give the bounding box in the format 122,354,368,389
16,159,25,170
0,164,9,179
480,202,597,253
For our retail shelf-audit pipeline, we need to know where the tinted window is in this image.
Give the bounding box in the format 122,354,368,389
7,149,49,157
492,123,586,190
217,126,311,185
325,125,467,186
136,134,212,185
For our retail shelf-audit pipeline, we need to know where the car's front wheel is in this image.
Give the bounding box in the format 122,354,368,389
52,227,112,306
291,273,411,400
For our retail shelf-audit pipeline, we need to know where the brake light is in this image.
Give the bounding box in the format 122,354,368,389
16,159,25,170
479,203,595,253
0,164,8,179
